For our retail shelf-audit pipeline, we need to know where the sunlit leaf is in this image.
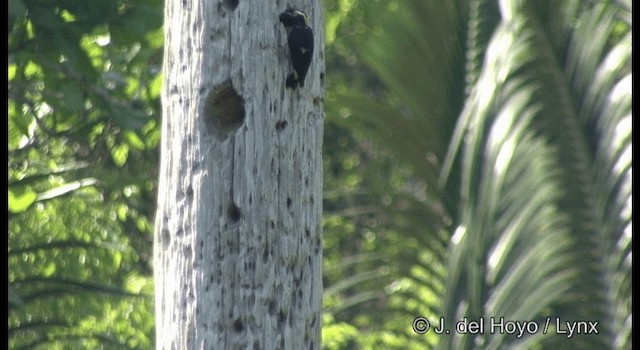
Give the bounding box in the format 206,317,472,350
111,143,129,167
9,186,37,213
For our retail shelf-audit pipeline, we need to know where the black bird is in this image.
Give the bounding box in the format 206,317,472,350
279,6,314,89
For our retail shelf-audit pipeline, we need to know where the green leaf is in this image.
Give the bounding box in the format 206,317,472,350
148,72,163,99
124,130,146,151
111,143,130,167
9,186,37,213
8,101,31,150
42,262,57,277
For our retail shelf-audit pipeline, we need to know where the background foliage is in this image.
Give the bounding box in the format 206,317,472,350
322,0,631,349
9,0,162,347
9,0,631,349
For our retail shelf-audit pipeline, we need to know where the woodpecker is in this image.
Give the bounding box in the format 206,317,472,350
279,6,314,89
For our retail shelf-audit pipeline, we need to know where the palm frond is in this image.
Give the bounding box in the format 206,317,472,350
438,1,631,348
324,0,630,348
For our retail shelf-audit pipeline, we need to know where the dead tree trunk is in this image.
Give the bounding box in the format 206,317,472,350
154,1,324,348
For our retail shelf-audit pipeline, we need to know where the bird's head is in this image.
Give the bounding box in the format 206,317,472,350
292,10,308,26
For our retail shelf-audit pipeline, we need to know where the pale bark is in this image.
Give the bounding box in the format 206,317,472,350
154,1,324,349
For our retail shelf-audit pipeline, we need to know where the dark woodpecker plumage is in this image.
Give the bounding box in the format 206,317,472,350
279,6,314,89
